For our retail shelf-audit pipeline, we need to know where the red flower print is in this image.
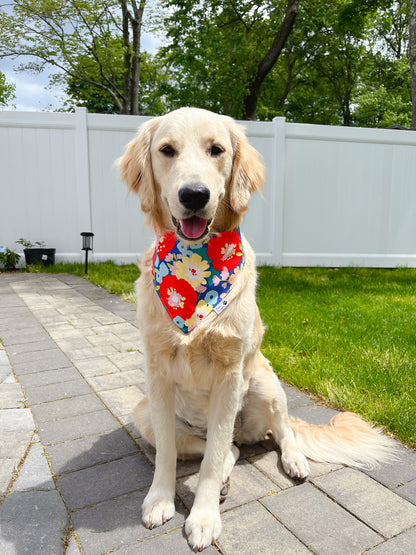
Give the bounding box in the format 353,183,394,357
159,275,197,320
156,232,176,260
207,229,243,271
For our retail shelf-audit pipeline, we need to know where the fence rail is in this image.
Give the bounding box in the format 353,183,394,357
1,108,415,268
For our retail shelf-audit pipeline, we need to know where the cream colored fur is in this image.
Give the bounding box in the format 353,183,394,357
118,107,396,552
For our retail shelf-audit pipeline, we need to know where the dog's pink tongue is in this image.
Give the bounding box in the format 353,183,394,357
181,217,207,239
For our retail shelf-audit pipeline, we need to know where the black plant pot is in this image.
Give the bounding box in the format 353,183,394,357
24,248,56,267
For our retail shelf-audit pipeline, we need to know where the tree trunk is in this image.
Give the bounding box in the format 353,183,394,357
129,0,145,115
342,103,351,126
120,0,146,115
121,0,131,115
242,0,300,120
410,0,416,129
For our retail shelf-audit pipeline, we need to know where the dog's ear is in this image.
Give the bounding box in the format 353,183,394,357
228,124,265,213
117,117,160,215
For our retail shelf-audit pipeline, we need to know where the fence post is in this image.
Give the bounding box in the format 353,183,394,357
74,107,92,234
272,116,286,266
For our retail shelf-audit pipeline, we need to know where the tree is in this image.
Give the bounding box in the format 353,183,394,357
242,0,299,119
249,0,371,125
256,0,412,126
410,0,416,128
0,0,147,115
62,49,170,114
162,0,299,120
161,0,409,126
0,71,15,107
339,0,414,128
352,1,412,127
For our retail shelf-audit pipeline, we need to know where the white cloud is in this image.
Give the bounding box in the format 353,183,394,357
2,57,63,112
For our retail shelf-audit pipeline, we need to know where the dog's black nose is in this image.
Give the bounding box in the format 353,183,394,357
178,183,210,211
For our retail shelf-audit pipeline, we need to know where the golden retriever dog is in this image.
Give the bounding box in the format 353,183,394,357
118,107,395,551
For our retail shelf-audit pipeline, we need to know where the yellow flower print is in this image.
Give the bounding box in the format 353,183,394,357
185,299,213,330
174,253,211,287
229,265,242,285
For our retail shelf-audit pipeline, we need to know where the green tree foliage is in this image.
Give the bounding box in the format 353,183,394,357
0,0,148,114
59,42,170,115
160,0,300,119
1,0,413,126
0,71,15,107
161,0,413,126
352,0,412,127
264,0,369,126
410,0,416,128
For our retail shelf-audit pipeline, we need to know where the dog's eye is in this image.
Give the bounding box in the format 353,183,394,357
160,145,176,157
210,145,224,157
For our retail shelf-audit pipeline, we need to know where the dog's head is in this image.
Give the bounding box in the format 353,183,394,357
117,107,264,242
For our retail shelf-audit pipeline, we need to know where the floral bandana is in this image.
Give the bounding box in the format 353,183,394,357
152,227,245,334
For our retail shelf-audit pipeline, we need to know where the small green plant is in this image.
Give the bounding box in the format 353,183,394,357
60,521,70,549
16,238,46,248
0,245,20,271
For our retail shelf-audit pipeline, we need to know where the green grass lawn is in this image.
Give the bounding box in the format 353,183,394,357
257,267,416,448
26,263,416,447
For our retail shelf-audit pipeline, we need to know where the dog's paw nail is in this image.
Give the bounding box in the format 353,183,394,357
220,484,228,496
220,476,230,502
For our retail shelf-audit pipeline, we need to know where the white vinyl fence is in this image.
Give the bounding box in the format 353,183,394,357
1,108,416,267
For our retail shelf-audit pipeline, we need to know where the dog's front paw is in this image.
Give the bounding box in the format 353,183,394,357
142,490,175,529
185,506,221,552
281,447,310,480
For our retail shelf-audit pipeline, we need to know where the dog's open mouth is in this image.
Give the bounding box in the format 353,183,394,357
172,216,211,241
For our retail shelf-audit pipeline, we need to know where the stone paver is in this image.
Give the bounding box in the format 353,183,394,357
86,369,144,392
312,467,416,538
9,348,70,375
31,392,104,423
118,527,217,554
12,441,55,492
177,458,278,513
0,408,35,431
98,385,144,416
261,482,381,554
396,478,416,505
251,448,342,490
0,490,68,555
218,500,310,554
0,383,25,408
71,490,187,555
365,526,416,554
46,428,139,474
0,431,33,459
0,458,19,497
13,366,80,388
365,444,416,488
1,273,415,555
37,409,121,445
24,378,92,405
57,453,154,510
0,366,9,383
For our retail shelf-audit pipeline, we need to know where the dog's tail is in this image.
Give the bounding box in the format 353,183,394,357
290,412,397,470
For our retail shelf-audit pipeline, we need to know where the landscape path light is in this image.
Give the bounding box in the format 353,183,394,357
80,232,94,275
